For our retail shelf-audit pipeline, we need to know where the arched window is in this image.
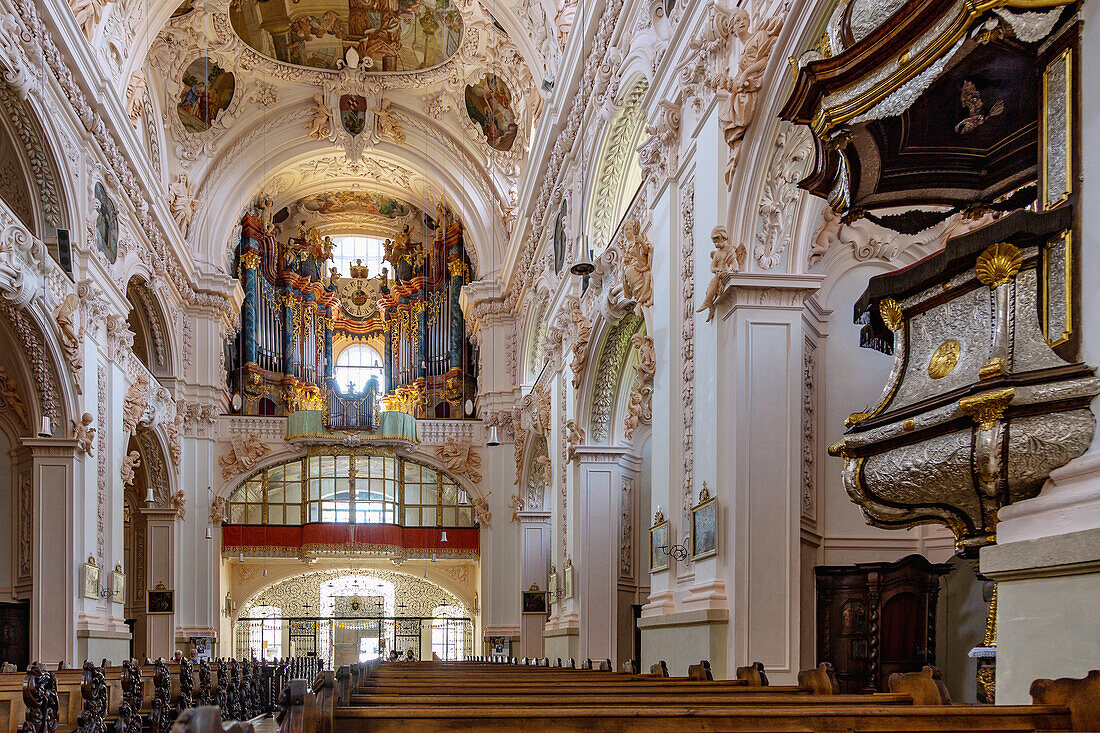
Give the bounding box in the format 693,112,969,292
226,452,476,528
331,236,387,278
333,344,384,395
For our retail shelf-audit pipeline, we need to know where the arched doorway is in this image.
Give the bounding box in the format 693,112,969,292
234,569,472,665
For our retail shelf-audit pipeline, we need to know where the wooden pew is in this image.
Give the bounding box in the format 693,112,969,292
268,659,1095,733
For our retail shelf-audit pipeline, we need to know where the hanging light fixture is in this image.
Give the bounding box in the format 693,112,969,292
486,425,500,446
570,236,594,276
145,485,155,504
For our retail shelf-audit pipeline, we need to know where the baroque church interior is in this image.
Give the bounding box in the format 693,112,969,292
1,0,1100,729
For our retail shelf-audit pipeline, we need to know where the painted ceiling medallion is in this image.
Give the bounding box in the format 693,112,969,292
229,0,462,72
465,73,518,152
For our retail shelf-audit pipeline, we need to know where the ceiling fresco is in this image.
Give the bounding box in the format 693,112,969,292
229,0,463,72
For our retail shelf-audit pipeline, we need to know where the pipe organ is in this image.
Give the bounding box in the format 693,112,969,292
233,214,337,416
229,205,477,425
375,206,475,419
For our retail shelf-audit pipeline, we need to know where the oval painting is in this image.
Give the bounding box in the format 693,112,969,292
177,58,235,134
230,0,462,72
465,74,518,152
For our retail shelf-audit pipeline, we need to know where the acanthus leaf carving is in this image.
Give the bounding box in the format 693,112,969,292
217,432,271,480
623,334,655,440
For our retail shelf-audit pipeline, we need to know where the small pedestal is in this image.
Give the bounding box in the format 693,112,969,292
968,645,996,703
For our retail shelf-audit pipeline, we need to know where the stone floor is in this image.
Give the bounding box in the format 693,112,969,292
250,716,279,733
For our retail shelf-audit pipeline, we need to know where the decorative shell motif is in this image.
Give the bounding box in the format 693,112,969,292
878,298,904,332
975,242,1023,288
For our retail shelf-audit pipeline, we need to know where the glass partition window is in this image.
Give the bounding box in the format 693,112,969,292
227,452,474,528
333,344,384,395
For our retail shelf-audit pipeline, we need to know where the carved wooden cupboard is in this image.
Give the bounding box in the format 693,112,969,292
816,555,951,692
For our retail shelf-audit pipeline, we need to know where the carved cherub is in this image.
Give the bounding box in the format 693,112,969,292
209,496,227,526
54,292,83,380
472,492,492,527
171,490,186,519
121,450,141,487
508,494,524,523
565,419,585,461
72,412,96,456
697,227,746,322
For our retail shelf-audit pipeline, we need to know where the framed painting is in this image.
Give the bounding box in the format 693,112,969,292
522,585,548,615
562,561,574,600
650,520,670,573
147,583,175,614
82,557,100,600
547,567,557,600
111,564,125,604
691,486,718,561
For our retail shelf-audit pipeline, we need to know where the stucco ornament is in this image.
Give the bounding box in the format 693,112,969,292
512,411,527,487
307,94,333,140
565,419,585,461
620,219,653,319
718,8,785,187
569,302,593,390
218,432,271,480
0,367,29,430
168,174,197,234
698,226,746,322
508,493,524,522
53,292,83,389
120,450,140,488
122,374,150,435
472,492,492,527
624,334,655,440
165,413,182,470
375,98,406,145
69,0,104,38
435,435,482,484
209,496,227,526
530,386,552,436
808,205,843,267
72,412,95,456
125,70,147,127
170,489,186,519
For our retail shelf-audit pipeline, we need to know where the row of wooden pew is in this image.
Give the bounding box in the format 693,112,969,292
264,658,1099,733
0,656,320,733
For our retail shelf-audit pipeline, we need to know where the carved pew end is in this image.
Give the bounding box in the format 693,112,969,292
886,665,951,705
1030,669,1100,732
797,662,839,695
687,660,713,681
735,661,769,687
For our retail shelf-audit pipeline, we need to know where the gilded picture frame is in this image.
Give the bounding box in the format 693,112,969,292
562,561,574,599
691,492,718,561
147,584,175,614
111,565,126,604
547,568,557,600
82,557,100,600
650,520,669,573
522,585,548,615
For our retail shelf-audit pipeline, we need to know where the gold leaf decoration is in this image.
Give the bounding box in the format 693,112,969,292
928,339,961,379
975,242,1023,288
878,298,904,332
